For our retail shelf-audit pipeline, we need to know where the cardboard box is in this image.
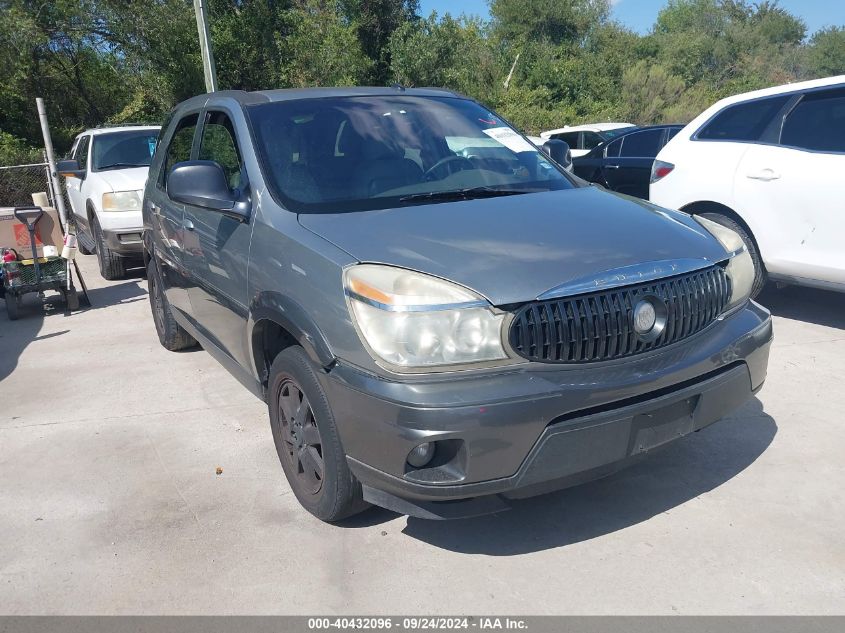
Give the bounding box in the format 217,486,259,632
0,206,64,258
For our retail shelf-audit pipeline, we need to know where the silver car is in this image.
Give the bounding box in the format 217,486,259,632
143,88,772,521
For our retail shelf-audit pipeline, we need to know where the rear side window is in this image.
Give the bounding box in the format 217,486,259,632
198,111,244,190
697,95,791,142
160,114,199,187
605,137,622,158
552,132,580,148
582,131,603,150
780,88,845,153
619,129,662,158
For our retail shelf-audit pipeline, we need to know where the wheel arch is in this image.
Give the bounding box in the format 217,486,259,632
680,200,763,255
249,292,336,396
84,199,99,230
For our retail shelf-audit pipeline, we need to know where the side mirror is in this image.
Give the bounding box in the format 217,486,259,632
542,139,572,170
57,159,85,179
167,160,238,213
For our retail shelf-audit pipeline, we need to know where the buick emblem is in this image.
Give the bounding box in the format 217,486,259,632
633,299,657,335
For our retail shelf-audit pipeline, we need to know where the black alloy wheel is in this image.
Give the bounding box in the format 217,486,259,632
277,379,325,495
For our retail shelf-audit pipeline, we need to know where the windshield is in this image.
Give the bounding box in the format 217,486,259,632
247,96,576,212
91,129,159,171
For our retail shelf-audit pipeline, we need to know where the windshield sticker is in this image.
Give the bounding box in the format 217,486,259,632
148,139,156,156
481,127,535,153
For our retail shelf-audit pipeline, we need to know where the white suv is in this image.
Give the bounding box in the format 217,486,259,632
59,126,160,279
650,75,845,296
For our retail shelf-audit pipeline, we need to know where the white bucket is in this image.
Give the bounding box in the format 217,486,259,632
61,233,78,260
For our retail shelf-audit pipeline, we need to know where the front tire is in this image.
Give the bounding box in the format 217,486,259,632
77,223,95,256
92,215,126,280
268,346,368,522
147,258,196,351
700,212,767,299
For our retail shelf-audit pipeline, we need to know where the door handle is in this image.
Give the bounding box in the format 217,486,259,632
747,168,780,181
605,164,621,169
183,218,195,231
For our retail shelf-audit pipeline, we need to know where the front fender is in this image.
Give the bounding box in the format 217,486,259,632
248,291,336,380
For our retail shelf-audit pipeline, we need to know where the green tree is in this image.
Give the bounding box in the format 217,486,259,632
621,61,685,124
806,27,845,77
342,0,420,83
490,0,610,45
389,13,499,98
277,0,373,87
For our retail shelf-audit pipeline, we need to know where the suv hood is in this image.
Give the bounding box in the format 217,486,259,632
299,187,729,306
96,166,149,192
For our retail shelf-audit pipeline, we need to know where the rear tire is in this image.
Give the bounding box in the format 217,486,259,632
5,294,19,321
268,346,368,522
147,258,197,351
700,212,767,299
92,215,125,280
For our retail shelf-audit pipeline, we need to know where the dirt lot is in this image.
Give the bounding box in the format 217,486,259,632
1,254,843,614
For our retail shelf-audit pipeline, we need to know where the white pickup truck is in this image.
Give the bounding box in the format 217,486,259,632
59,125,160,279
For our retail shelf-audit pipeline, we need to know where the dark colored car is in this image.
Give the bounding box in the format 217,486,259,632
143,88,772,522
573,125,683,199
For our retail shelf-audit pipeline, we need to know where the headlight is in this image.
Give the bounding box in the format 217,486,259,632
102,190,142,212
344,265,509,370
694,215,754,311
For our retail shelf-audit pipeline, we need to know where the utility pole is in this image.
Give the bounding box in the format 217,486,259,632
193,0,218,93
35,98,69,230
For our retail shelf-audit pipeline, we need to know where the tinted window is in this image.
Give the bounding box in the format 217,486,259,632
551,132,580,148
74,136,90,169
161,114,199,187
605,137,622,158
602,127,635,140
582,132,603,150
697,95,790,142
619,129,663,158
248,96,575,213
667,127,681,141
92,129,159,171
199,111,244,189
781,88,845,153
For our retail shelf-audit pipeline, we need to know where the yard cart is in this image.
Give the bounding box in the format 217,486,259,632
1,206,80,320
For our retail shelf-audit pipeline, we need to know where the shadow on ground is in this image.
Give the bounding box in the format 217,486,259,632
82,279,147,308
756,283,845,330
0,291,48,383
383,398,776,555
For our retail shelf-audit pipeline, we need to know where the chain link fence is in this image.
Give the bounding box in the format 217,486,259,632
0,161,57,208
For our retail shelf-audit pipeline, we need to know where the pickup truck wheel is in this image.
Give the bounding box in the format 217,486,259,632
700,212,767,299
77,225,95,255
92,215,126,280
147,259,197,351
268,346,368,522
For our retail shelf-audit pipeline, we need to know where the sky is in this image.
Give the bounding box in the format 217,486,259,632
418,0,845,36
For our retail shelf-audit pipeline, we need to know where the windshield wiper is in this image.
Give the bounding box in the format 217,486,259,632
97,162,149,170
399,186,531,203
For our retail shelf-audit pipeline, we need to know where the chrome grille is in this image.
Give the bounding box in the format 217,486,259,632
509,265,730,363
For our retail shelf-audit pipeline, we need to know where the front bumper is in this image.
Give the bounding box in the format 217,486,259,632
318,301,772,519
101,227,144,256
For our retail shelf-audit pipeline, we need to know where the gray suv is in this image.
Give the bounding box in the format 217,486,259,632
143,88,773,521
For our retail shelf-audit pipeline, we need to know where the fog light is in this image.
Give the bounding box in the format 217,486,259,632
406,442,435,468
